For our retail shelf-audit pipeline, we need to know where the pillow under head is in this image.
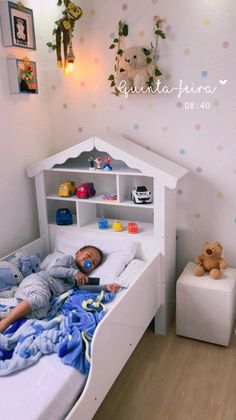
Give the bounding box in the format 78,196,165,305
42,231,136,284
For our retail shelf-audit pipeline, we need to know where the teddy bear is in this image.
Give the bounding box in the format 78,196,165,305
115,46,155,92
193,241,228,279
0,253,41,298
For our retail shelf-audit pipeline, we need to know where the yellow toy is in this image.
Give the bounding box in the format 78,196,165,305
112,220,124,232
58,182,76,197
193,241,228,279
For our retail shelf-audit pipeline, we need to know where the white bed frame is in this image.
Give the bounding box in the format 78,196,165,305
2,135,188,419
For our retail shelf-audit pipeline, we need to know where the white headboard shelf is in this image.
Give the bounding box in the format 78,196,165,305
27,134,188,332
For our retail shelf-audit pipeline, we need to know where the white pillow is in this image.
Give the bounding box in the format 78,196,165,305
42,231,136,284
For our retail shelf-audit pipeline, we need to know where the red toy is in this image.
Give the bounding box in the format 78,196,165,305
127,222,139,234
76,182,96,199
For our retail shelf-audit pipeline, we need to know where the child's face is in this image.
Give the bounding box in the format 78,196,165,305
75,247,101,273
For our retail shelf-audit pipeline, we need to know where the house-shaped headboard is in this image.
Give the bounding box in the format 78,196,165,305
27,134,188,333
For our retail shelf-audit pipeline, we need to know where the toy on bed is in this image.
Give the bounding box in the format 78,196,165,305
193,241,228,279
0,253,41,298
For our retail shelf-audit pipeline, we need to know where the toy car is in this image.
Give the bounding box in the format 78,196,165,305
56,208,73,225
131,186,152,204
76,182,96,199
112,220,124,232
58,182,76,197
98,218,109,229
127,221,139,234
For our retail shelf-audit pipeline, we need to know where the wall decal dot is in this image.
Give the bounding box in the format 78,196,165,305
222,41,229,48
110,32,115,39
152,0,158,4
133,123,140,130
196,166,202,173
122,4,128,11
201,70,208,78
78,126,83,133
90,9,96,16
179,148,186,155
213,100,220,107
202,18,210,25
162,126,168,132
94,57,100,64
194,213,201,219
165,24,172,32
217,144,223,151
176,102,182,108
106,126,111,132
118,104,124,111
63,103,68,109
91,103,97,109
139,31,145,37
184,48,191,55
177,189,183,195
79,37,84,43
195,124,201,130
80,81,85,87
51,85,56,91
217,192,224,198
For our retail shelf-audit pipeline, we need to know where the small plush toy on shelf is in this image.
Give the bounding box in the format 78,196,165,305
88,156,95,170
193,241,228,279
95,157,102,169
103,156,112,171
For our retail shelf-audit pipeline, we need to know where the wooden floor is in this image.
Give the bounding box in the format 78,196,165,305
93,322,236,420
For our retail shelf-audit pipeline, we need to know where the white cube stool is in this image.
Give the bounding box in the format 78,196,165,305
176,262,236,346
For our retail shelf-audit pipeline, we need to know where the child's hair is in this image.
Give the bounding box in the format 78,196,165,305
79,245,103,267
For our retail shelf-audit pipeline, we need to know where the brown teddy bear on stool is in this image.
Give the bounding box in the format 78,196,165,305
193,241,228,279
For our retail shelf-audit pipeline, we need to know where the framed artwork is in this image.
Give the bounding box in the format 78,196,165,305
0,1,36,50
7,57,38,94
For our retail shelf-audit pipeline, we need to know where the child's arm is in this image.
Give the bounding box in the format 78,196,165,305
47,255,80,282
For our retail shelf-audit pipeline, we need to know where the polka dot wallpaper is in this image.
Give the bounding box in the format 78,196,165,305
36,0,236,272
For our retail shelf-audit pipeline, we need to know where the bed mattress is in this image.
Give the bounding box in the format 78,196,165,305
0,259,146,420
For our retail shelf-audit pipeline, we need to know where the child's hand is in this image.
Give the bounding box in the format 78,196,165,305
76,271,88,286
106,283,120,293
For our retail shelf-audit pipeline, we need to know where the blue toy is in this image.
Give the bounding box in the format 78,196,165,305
20,254,41,277
83,259,92,271
0,253,41,296
56,208,73,225
103,156,112,171
98,218,109,229
0,258,24,292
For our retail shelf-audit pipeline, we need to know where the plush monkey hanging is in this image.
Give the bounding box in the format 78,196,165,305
47,1,82,71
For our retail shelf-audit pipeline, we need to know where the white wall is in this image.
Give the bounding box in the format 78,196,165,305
0,0,53,257
1,0,236,275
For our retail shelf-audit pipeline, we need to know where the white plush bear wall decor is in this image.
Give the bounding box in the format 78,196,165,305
108,17,166,96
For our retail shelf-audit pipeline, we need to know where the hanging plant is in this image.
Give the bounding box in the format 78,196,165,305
47,1,82,74
108,21,129,95
108,16,166,95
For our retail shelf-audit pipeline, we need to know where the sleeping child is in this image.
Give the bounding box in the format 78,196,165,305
0,245,120,333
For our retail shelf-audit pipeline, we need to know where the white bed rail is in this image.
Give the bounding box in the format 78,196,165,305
2,236,49,261
66,253,161,420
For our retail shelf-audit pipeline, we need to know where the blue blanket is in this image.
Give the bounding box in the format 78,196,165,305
0,289,115,376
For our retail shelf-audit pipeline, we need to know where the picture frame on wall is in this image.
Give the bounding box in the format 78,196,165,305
0,1,36,50
7,57,38,94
